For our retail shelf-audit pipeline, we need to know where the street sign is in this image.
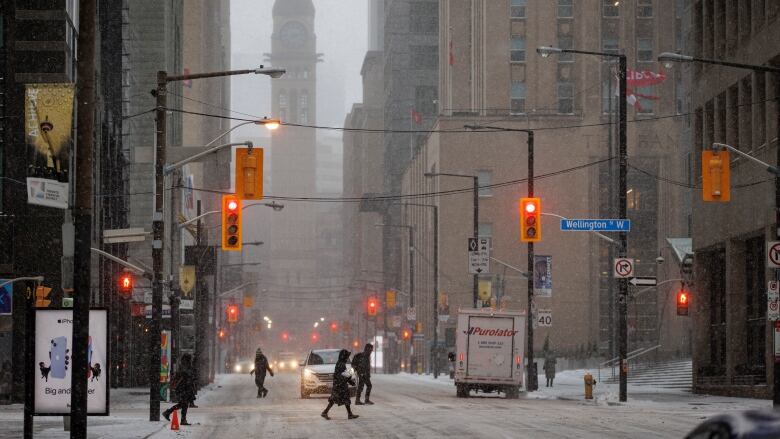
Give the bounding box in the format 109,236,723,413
613,258,634,279
468,237,490,274
103,227,148,244
392,315,402,328
629,277,657,287
179,265,195,296
774,322,780,358
768,242,780,268
407,307,416,321
769,281,780,322
560,219,631,232
179,299,194,310
537,309,552,327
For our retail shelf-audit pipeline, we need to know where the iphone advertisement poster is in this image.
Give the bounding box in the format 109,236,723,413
34,309,108,415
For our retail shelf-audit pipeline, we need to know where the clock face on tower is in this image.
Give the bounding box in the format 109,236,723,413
279,21,307,49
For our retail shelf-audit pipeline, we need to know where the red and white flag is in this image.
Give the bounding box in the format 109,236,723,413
616,69,667,110
411,108,423,124
449,39,455,66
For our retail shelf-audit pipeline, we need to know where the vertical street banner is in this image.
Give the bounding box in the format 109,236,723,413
160,330,171,401
25,83,75,209
34,309,108,415
0,280,11,315
533,255,552,297
25,84,75,180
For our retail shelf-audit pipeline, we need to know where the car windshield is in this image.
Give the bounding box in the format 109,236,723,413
307,350,341,365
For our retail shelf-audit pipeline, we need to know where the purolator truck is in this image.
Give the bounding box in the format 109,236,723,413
454,308,526,398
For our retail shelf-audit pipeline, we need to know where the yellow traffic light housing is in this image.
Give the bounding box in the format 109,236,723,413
701,150,730,202
520,197,541,242
221,195,242,251
235,147,264,200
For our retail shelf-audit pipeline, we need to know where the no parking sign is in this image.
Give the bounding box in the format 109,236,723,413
768,281,780,322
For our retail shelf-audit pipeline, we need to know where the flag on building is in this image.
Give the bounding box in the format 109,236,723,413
411,108,423,124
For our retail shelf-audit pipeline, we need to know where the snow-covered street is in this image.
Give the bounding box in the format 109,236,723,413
0,370,773,438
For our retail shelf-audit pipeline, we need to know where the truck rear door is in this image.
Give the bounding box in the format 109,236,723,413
466,315,517,379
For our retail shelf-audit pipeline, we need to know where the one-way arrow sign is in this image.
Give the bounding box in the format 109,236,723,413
629,277,657,287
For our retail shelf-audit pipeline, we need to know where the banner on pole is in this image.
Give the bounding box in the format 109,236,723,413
533,255,552,297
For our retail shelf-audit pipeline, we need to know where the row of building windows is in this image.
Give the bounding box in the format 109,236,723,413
510,0,654,19
510,37,655,65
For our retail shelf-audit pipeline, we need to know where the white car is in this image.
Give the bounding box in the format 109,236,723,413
299,349,356,399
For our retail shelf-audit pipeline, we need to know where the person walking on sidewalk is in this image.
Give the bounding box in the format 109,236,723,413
250,347,274,398
163,353,196,425
353,344,374,405
543,355,557,388
321,349,358,420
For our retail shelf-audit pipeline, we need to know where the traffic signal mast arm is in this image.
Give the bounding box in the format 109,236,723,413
164,142,252,175
713,142,780,176
90,247,152,280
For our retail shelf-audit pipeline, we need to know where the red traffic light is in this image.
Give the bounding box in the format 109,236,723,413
218,328,226,339
367,298,378,316
311,332,319,342
226,304,240,323
352,340,360,348
525,202,536,213
520,197,541,243
330,322,338,332
282,332,289,342
227,200,238,211
676,288,690,316
402,329,411,340
118,273,133,297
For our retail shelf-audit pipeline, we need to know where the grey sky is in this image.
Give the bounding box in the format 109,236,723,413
229,0,368,141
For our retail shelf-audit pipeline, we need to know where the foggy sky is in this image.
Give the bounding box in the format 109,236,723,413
229,0,369,143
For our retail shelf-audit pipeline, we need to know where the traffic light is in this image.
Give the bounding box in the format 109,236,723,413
34,286,52,308
226,304,240,323
330,322,338,332
282,332,289,342
676,288,690,316
367,297,378,316
520,197,541,242
118,273,133,297
218,328,226,341
311,332,319,342
701,150,730,202
221,195,242,251
353,340,360,348
402,329,411,340
235,147,264,200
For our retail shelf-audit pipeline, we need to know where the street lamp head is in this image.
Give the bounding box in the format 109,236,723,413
264,201,285,211
536,46,563,58
423,172,437,178
254,66,286,78
657,52,693,68
258,117,281,130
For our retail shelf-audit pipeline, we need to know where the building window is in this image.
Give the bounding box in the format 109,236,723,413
745,236,766,372
558,34,574,62
279,91,288,107
300,109,308,124
637,0,653,17
603,0,620,17
635,85,655,114
300,91,308,107
602,77,617,114
557,82,574,114
511,81,526,114
602,36,619,55
510,36,526,62
708,248,727,372
558,0,573,18
510,0,527,18
637,38,653,62
477,171,492,197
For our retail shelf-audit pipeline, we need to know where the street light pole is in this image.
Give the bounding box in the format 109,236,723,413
537,46,628,401
658,52,780,406
150,65,284,421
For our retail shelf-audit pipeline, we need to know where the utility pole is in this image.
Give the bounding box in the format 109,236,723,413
526,131,537,392
71,0,97,436
472,177,479,308
617,54,629,403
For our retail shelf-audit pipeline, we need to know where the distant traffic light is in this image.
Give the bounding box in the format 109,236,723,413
367,297,378,316
402,329,411,340
520,198,541,242
676,288,690,316
282,332,289,342
118,273,133,297
701,150,730,202
311,332,319,342
226,304,240,323
218,328,226,340
221,195,242,251
330,322,338,332
352,340,360,348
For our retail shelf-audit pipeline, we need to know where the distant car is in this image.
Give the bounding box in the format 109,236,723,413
231,359,255,374
299,348,356,399
685,410,780,439
274,352,299,373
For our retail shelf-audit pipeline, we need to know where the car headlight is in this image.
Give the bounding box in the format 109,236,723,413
304,368,313,378
234,364,242,373
279,361,285,369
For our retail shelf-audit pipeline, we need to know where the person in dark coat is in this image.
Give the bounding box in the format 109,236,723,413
321,349,358,420
163,353,196,425
250,347,274,398
543,355,557,388
352,344,374,405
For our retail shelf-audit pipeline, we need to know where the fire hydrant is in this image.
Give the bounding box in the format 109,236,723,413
584,372,596,400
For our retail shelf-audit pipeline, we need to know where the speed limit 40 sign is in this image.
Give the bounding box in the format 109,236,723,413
537,309,552,327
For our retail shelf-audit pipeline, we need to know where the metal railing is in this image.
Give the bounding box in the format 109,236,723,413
598,345,661,382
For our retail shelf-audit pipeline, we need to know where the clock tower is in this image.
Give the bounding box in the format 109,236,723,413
266,0,322,296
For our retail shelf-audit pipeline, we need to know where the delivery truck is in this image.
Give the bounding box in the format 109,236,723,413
453,308,526,398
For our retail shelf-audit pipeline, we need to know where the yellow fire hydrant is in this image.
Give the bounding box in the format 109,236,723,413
584,372,596,399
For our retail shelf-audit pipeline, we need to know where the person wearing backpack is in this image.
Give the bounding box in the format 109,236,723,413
163,353,196,425
352,344,374,405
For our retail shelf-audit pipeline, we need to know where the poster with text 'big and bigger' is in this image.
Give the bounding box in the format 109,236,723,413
34,309,108,415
